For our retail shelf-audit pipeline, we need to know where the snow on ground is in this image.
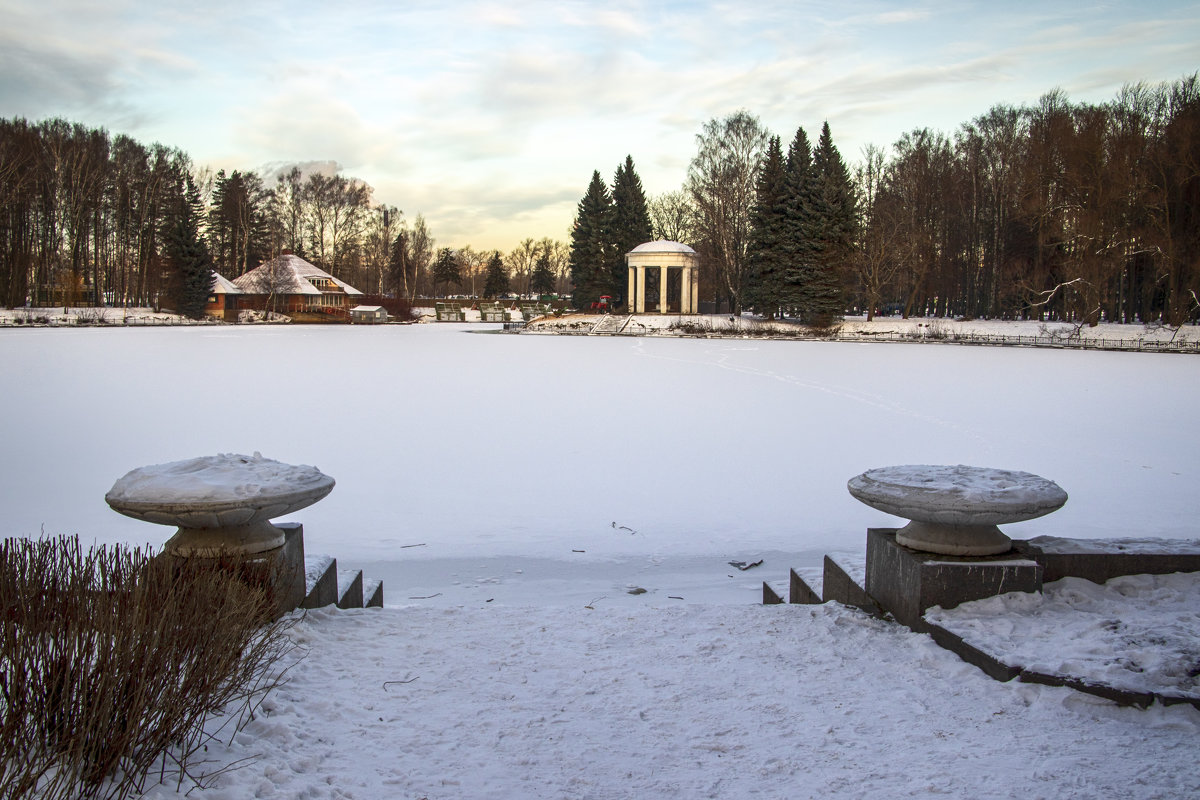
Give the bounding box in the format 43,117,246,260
131,600,1200,800
928,572,1200,700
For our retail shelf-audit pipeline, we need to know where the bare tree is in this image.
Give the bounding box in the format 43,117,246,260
407,214,434,300
536,237,570,295
244,257,295,315
686,110,769,313
853,144,909,320
508,238,538,298
362,204,401,294
302,173,372,278
648,189,699,244
456,245,486,297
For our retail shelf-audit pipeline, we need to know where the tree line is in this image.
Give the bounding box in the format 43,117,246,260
572,74,1199,325
6,73,1197,324
0,118,572,312
423,238,570,300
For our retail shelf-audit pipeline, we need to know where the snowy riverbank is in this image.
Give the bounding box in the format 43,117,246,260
132,579,1200,799
525,313,1200,352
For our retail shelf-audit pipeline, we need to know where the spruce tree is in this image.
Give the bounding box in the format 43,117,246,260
810,121,856,320
568,171,615,309
609,155,653,305
780,126,818,318
745,136,787,317
432,247,461,295
483,251,510,298
164,173,214,320
531,249,556,297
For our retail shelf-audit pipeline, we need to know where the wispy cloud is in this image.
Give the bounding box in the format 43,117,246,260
3,0,1198,251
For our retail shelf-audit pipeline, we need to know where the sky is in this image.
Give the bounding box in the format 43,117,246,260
2,1,1198,253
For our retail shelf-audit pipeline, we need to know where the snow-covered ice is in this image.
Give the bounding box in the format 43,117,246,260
2,321,1197,595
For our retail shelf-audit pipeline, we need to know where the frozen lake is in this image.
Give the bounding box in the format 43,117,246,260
2,323,1196,604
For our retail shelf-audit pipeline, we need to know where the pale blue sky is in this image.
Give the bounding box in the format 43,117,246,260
2,0,1197,251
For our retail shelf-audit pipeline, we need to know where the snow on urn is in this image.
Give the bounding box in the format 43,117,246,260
847,464,1067,556
105,453,335,556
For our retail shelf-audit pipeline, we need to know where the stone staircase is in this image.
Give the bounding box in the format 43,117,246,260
588,314,633,335
763,531,1200,709
302,554,383,609
274,522,382,611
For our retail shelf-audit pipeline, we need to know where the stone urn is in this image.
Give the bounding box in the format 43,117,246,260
847,464,1067,556
105,452,335,556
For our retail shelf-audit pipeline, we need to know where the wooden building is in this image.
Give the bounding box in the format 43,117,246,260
233,254,364,319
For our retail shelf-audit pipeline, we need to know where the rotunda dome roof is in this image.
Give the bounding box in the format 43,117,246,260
628,240,696,255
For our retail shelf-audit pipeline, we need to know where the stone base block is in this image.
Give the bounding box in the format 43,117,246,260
1015,537,1200,584
272,523,307,615
156,522,305,620
865,528,1042,629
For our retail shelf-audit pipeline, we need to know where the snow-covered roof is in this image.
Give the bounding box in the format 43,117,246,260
233,254,364,296
210,272,243,294
628,240,696,255
352,305,385,312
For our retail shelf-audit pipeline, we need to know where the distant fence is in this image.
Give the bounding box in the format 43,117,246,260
825,330,1200,354
570,321,1200,354
0,315,214,327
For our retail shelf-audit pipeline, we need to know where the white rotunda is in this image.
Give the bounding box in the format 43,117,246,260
625,240,699,314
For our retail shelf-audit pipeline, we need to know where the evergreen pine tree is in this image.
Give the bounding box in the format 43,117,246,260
744,136,787,317
483,251,510,298
609,155,653,305
568,171,615,309
779,125,819,318
432,247,461,295
164,173,214,320
531,249,556,297
810,121,856,321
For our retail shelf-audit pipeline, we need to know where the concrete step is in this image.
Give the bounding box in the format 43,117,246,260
302,554,338,609
302,554,384,610
337,568,364,609
363,578,384,608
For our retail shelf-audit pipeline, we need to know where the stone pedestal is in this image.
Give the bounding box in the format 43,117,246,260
847,464,1067,556
865,529,1043,629
156,522,306,620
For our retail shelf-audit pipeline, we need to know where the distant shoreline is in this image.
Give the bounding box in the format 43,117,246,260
519,313,1200,354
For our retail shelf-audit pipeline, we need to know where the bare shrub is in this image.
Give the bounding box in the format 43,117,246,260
668,318,713,335
74,308,109,326
0,536,297,799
